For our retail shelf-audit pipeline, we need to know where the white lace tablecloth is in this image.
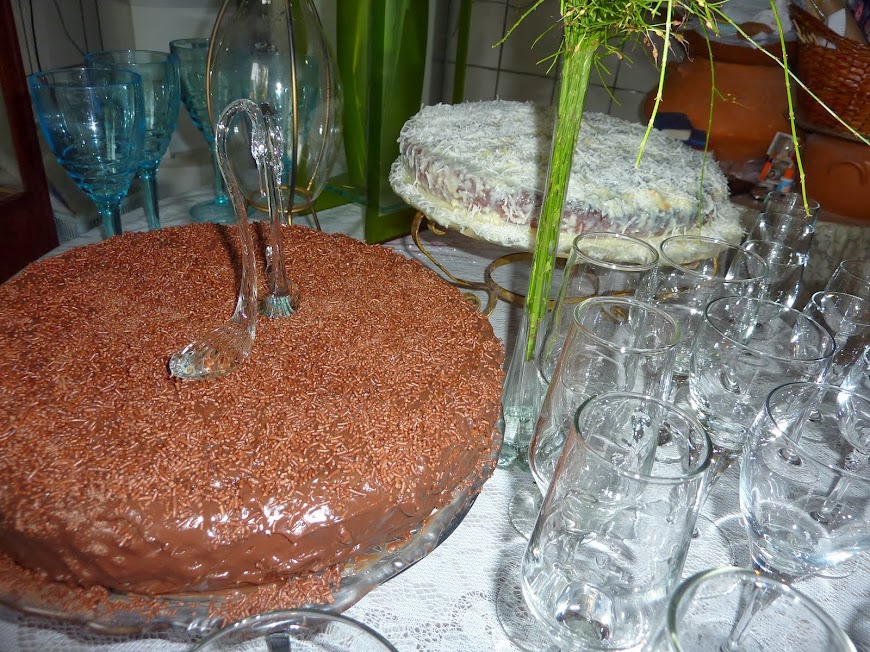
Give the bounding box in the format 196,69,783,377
2,190,869,651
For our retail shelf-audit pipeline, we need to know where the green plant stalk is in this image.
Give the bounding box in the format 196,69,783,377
524,28,594,360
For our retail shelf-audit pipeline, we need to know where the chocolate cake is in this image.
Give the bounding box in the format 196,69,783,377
0,223,504,603
390,100,742,253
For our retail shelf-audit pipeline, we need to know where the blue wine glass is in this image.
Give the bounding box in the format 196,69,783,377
28,67,145,238
169,37,234,223
85,49,180,231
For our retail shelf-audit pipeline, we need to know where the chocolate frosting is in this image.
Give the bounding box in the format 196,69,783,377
0,224,504,597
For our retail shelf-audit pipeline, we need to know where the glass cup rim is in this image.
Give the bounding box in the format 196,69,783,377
569,231,659,271
85,48,177,65
807,290,870,328
572,391,712,483
756,211,817,235
765,190,821,211
572,296,681,353
741,239,803,267
659,235,769,283
665,567,854,652
704,296,835,363
27,66,142,89
763,381,870,479
835,259,870,283
189,608,399,651
170,37,210,50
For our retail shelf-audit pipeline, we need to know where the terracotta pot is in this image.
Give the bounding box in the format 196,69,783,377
803,132,870,221
643,58,790,164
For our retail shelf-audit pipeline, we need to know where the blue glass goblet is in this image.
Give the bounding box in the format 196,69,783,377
85,49,180,231
28,67,145,238
169,37,234,223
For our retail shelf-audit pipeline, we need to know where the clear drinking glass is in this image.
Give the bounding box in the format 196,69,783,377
688,296,835,478
521,392,711,651
827,259,870,300
803,290,870,384
648,568,856,652
190,609,399,651
27,67,145,238
537,231,659,385
745,211,816,262
85,49,180,231
655,235,768,377
763,190,821,225
741,239,804,309
529,296,681,495
170,37,235,224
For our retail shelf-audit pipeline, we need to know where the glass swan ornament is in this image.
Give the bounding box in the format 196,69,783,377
169,99,299,381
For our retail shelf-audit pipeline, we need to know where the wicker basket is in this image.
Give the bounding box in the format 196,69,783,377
790,4,870,137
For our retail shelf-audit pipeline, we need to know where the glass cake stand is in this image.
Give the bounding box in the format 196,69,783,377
0,429,501,642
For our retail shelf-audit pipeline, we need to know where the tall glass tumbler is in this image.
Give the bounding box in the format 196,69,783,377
655,235,768,377
537,232,659,385
529,296,680,494
688,296,835,476
648,568,856,652
28,67,145,238
522,392,711,651
170,38,235,224
85,49,181,231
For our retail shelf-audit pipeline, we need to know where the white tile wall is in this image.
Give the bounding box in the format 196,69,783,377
440,0,663,124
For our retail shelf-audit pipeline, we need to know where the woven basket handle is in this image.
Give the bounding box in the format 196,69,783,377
789,4,865,53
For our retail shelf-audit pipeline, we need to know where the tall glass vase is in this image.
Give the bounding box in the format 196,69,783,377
329,0,429,243
206,0,342,225
500,49,592,468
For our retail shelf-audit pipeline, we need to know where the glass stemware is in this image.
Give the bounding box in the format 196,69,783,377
740,239,804,309
745,211,816,263
27,67,145,238
724,381,870,649
648,568,856,651
655,235,769,379
802,290,870,385
762,190,821,225
190,609,399,651
688,296,835,481
169,37,235,224
85,49,181,231
826,259,870,300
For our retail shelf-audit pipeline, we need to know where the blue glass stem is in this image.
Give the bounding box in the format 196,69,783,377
99,205,122,238
210,142,230,206
140,168,161,230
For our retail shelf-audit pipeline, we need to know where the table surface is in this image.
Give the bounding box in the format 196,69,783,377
2,190,869,652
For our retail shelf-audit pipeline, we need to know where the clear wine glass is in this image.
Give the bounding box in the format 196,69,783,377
802,290,870,385
763,190,821,225
190,609,399,651
688,296,835,483
85,49,181,231
648,568,856,651
826,259,870,301
169,37,235,224
27,67,145,238
723,381,870,650
740,239,804,309
745,211,816,264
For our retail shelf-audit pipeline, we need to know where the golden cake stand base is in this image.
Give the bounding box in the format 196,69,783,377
411,211,563,317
